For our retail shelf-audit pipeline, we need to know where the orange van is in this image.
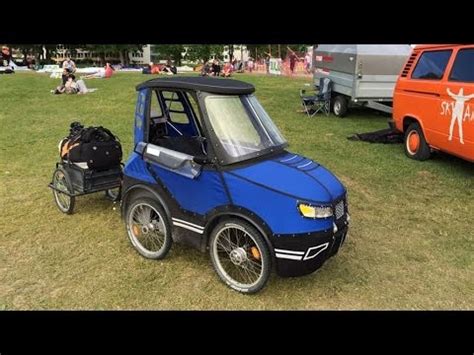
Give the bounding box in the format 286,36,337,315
392,44,474,162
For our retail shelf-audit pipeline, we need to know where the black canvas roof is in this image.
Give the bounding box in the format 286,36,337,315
136,76,255,95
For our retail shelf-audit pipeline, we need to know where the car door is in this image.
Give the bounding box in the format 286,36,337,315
409,49,453,149
440,46,474,160
143,89,230,216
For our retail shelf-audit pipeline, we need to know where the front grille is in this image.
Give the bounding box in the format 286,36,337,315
335,200,345,220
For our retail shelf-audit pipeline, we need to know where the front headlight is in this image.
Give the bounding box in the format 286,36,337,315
298,203,333,219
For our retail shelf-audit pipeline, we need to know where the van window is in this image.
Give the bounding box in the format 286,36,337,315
449,48,474,83
411,50,452,80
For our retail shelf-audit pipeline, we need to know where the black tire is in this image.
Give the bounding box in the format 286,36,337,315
125,196,172,260
332,96,348,117
105,187,121,202
209,219,271,294
51,167,75,214
404,122,431,161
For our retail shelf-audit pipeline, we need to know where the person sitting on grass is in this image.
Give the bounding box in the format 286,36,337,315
150,62,160,74
1,45,12,67
200,61,212,76
211,59,221,76
61,57,77,84
53,75,96,95
0,45,14,74
142,63,152,74
161,60,177,75
222,61,233,77
81,62,114,79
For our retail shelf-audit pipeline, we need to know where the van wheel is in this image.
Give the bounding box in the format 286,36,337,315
332,96,348,117
209,219,271,294
125,197,172,259
404,122,431,160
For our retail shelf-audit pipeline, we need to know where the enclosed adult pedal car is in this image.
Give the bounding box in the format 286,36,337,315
122,77,350,293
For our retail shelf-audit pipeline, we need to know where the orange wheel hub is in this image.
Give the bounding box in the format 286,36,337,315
250,246,261,260
132,224,140,236
408,131,420,154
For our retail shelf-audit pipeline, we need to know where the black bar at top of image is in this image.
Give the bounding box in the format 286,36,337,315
1,13,474,44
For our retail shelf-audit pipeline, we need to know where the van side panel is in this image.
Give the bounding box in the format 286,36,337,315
393,61,443,147
438,46,474,161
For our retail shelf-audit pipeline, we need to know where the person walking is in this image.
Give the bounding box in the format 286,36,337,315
247,57,254,73
287,47,302,76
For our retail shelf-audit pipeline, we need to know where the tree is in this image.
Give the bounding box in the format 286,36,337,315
227,44,234,63
185,45,225,64
246,44,310,60
8,44,50,65
152,45,185,66
82,44,145,65
245,44,269,60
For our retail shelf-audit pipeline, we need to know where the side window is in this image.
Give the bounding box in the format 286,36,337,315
449,48,474,83
148,90,167,143
162,91,190,124
150,90,163,119
187,92,202,123
411,50,452,80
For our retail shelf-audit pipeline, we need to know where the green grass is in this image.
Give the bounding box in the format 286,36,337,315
0,72,473,309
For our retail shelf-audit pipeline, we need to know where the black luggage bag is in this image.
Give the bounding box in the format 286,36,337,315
61,123,123,170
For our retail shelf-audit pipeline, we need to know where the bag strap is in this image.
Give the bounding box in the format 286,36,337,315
97,126,117,141
80,127,95,143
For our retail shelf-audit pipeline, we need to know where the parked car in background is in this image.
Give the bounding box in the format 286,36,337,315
391,44,474,162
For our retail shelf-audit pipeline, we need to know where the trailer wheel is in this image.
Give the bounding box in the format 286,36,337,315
404,122,431,161
51,167,75,214
105,187,121,202
333,96,348,117
209,219,271,294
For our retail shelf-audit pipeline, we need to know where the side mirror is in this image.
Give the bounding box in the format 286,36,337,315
193,155,210,165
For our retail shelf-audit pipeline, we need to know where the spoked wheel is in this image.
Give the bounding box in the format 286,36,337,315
209,219,271,294
105,187,121,201
52,167,75,214
125,197,172,260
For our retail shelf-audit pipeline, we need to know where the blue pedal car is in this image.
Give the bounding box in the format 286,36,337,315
122,77,350,293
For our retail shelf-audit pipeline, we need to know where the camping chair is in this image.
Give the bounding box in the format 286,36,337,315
299,77,332,117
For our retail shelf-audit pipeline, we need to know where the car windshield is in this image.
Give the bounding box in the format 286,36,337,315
204,94,287,164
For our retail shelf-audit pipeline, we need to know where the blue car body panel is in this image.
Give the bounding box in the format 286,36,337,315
124,153,229,216
147,164,229,215
228,152,345,204
124,150,345,236
134,90,147,146
223,172,334,235
124,152,155,184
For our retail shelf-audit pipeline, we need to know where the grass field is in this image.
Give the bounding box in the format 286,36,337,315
0,72,472,309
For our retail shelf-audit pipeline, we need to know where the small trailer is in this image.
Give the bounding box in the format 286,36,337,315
313,44,411,117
